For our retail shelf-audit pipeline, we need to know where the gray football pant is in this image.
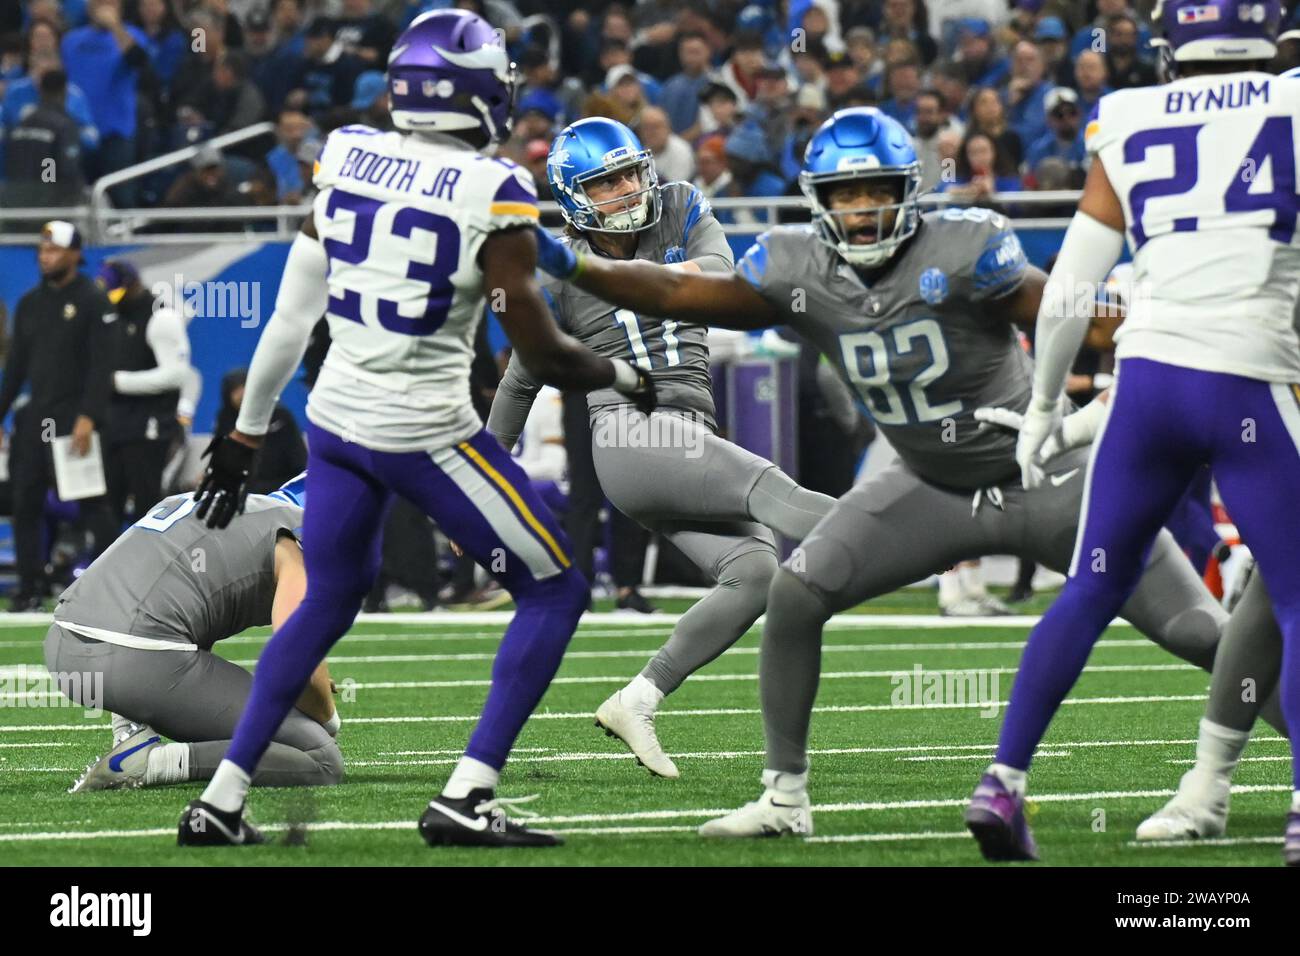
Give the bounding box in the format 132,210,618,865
758,446,1278,774
45,623,343,787
1204,570,1285,734
590,409,835,694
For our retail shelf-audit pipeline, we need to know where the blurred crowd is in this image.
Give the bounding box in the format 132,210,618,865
8,0,1300,219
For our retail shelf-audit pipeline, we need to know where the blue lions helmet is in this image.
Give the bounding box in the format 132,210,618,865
269,472,307,510
547,117,662,233
799,108,922,268
1151,0,1280,70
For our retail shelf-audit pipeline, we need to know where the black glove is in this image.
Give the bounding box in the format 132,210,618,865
621,366,657,416
194,432,258,529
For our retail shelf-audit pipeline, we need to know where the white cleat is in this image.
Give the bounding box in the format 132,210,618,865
940,596,1007,617
1136,770,1230,841
70,725,162,793
595,682,679,779
699,789,814,838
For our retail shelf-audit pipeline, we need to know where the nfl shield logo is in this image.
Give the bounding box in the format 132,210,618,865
1177,5,1221,23
422,79,437,97
919,268,948,305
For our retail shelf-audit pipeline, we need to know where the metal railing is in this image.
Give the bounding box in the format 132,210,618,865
0,138,1082,245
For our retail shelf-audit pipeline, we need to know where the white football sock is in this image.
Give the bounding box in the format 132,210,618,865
937,569,963,608
988,762,1027,796
1291,790,1300,814
144,742,190,786
624,674,665,711
442,756,499,800
957,562,989,599
111,713,135,744
1192,718,1249,780
202,759,251,813
762,768,808,796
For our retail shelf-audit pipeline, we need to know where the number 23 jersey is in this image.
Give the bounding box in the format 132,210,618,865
1088,71,1300,382
307,125,541,451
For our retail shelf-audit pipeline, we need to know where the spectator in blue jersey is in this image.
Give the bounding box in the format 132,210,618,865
598,40,662,106
844,27,885,97
660,32,714,136
61,0,150,204
936,129,1023,207
515,48,583,132
1069,0,1151,59
824,49,865,111
721,120,787,226
1005,40,1052,151
270,0,307,59
132,0,185,88
263,109,317,203
953,18,1009,88
880,57,922,133
1024,86,1085,188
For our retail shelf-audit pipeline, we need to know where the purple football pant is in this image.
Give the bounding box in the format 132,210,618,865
1164,466,1220,575
225,422,588,776
996,358,1300,786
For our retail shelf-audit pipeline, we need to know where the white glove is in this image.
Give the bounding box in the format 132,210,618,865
974,405,1064,464
1016,396,1063,490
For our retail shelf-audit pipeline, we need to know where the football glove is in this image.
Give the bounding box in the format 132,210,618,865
611,358,657,416
194,432,258,529
1015,396,1064,490
533,225,579,280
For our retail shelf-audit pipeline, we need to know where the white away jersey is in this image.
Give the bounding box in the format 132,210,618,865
1087,72,1300,382
307,125,540,450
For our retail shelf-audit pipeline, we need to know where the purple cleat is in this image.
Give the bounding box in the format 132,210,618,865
965,772,1039,862
1285,812,1300,867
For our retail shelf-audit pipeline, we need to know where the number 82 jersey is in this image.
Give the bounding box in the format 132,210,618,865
306,124,541,451
1088,71,1300,381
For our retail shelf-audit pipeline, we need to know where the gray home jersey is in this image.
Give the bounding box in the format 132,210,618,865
739,207,1033,490
54,493,303,650
489,181,733,446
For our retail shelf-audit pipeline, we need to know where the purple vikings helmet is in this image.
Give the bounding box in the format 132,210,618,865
387,9,516,142
1150,0,1281,65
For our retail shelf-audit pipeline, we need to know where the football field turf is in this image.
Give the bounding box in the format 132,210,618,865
0,592,1292,867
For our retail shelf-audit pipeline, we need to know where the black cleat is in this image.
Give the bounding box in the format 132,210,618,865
615,588,658,615
419,788,562,847
177,799,265,847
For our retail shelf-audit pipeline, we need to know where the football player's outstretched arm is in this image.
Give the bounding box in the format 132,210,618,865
533,225,781,330
481,227,651,404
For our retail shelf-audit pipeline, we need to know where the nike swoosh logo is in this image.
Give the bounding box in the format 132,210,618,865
108,735,160,772
428,801,490,832
1049,468,1081,487
194,807,246,844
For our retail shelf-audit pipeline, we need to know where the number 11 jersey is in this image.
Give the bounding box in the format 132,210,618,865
1088,71,1300,382
307,124,541,451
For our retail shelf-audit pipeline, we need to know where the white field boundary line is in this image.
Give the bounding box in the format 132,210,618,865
0,691,1228,733
0,611,1135,632
350,748,1079,768
1126,835,1284,849
0,783,1290,843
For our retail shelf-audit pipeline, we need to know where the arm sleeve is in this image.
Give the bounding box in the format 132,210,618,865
177,365,202,420
234,231,329,436
681,188,733,274
1030,212,1126,403
113,307,191,395
486,350,544,451
78,295,117,424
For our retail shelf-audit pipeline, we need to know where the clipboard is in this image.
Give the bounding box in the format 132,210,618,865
51,432,107,501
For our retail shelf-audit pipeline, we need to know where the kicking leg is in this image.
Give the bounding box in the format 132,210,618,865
601,521,778,778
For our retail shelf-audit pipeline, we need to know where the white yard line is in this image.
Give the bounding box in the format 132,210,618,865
0,783,1289,843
